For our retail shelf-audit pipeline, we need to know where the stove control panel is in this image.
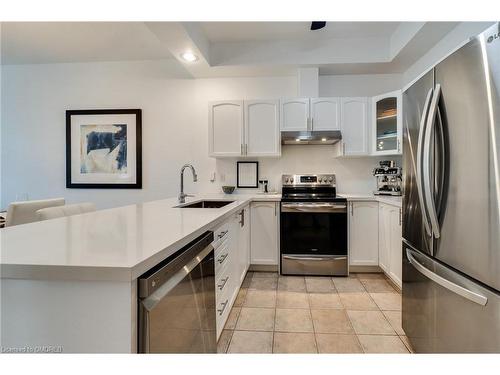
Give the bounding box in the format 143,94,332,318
282,174,336,186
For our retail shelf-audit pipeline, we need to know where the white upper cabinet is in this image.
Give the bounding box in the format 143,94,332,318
209,101,244,157
280,98,310,131
245,100,280,157
310,97,341,130
340,97,369,156
371,90,402,155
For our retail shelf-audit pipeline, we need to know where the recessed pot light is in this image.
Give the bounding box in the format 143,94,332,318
180,51,198,62
295,138,301,142
321,138,327,142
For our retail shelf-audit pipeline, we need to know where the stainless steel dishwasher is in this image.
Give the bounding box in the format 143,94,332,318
138,231,216,353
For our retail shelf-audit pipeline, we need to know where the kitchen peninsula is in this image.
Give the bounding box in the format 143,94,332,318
0,193,401,353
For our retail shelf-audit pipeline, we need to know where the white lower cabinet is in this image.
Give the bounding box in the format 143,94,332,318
250,201,279,266
236,205,250,283
348,201,379,266
378,203,403,288
214,204,251,339
349,200,403,288
378,204,390,273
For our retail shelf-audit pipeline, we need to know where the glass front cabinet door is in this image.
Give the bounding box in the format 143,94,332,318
371,90,402,155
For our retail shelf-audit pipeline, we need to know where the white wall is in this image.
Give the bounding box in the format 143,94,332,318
320,74,402,97
0,23,3,209
1,59,402,209
402,22,494,87
209,148,400,195
1,60,196,209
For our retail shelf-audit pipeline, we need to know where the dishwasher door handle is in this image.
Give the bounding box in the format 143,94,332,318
141,244,213,312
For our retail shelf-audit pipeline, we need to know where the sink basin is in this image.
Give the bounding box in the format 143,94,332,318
178,200,234,208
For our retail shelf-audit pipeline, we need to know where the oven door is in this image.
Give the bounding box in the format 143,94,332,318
280,201,348,276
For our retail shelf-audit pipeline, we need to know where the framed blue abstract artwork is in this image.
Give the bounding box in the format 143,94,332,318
66,109,142,189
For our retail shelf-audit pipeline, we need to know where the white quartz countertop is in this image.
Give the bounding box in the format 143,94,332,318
338,194,402,208
0,191,400,282
0,193,280,282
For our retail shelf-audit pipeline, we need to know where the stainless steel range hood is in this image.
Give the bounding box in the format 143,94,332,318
281,130,342,145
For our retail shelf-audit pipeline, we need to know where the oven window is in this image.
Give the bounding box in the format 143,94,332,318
280,211,347,256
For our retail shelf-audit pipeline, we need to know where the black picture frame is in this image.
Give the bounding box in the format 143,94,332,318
66,109,142,189
236,161,259,188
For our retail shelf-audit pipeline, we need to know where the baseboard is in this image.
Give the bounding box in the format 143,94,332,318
385,275,402,292
249,264,278,272
349,265,383,273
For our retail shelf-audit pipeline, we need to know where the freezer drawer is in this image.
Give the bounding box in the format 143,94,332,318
402,242,500,353
281,254,347,276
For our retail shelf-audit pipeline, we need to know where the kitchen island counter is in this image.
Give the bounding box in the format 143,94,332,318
0,194,280,282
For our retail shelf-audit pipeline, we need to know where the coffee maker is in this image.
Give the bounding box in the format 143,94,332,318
373,161,402,196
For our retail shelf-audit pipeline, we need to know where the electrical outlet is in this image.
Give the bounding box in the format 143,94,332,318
220,173,226,182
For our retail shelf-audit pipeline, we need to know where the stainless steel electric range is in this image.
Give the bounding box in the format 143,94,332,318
280,174,348,276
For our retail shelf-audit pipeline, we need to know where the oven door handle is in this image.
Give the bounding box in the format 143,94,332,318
281,203,347,213
283,255,347,261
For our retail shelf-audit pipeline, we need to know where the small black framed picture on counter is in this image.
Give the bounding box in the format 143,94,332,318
237,161,259,188
66,109,142,189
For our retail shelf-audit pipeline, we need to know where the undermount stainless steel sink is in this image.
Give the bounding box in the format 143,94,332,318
177,200,234,208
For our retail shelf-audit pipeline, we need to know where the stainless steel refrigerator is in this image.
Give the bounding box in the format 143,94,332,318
402,22,500,353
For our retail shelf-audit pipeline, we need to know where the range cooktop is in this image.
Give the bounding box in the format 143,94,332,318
281,174,346,202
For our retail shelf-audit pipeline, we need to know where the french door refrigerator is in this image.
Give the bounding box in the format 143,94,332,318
402,22,500,353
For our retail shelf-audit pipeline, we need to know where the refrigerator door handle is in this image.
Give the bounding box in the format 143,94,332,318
416,88,434,238
434,107,446,221
406,248,488,306
423,83,442,239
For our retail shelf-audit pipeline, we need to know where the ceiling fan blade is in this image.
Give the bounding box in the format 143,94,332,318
310,21,326,31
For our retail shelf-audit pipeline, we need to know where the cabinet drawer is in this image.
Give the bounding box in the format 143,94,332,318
214,236,230,257
212,222,230,250
215,263,233,301
215,282,233,338
215,241,231,274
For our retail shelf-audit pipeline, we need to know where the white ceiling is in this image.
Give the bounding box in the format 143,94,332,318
1,21,467,78
1,22,172,64
200,22,401,42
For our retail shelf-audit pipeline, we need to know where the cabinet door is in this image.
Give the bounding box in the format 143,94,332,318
349,201,379,266
371,90,402,155
340,97,369,156
310,97,340,130
280,98,309,131
250,202,278,265
378,204,390,273
245,100,280,157
388,206,402,288
237,206,251,283
208,101,244,157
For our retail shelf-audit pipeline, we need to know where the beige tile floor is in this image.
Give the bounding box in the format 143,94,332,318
217,271,413,354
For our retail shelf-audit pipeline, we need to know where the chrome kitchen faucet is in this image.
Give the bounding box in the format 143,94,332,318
179,164,198,203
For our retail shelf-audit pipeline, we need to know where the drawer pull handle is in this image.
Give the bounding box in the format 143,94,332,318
217,276,230,290
218,230,228,239
217,299,229,315
217,253,228,264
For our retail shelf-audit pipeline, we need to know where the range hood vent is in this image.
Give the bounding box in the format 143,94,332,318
281,130,342,145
